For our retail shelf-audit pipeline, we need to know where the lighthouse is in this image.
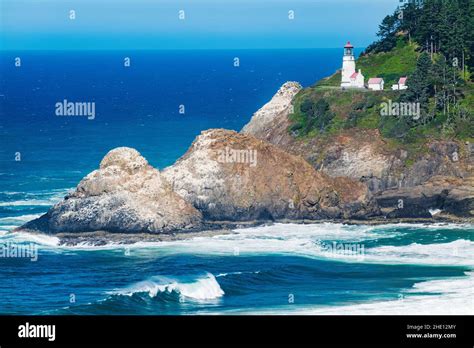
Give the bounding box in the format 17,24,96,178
340,41,364,89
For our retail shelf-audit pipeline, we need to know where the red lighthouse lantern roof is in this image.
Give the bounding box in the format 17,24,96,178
344,41,354,48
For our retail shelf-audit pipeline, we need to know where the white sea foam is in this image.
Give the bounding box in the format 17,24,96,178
125,222,398,255
216,270,260,278
429,208,442,216
7,222,472,268
0,214,42,224
0,232,60,247
0,188,72,207
126,224,474,267
1,220,472,314
232,222,398,241
113,273,224,300
364,239,474,267
408,271,474,295
0,199,57,207
362,222,473,231
250,271,474,315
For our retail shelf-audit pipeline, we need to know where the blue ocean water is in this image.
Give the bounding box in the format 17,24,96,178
0,50,473,315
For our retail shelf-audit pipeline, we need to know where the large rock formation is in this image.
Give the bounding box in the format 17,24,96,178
376,175,474,219
19,132,378,236
20,148,203,234
241,81,473,219
162,129,377,221
241,81,302,138
17,81,472,237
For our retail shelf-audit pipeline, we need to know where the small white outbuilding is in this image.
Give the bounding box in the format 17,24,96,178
391,77,408,90
368,78,384,91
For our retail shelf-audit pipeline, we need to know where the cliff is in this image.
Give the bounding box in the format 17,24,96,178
19,130,378,235
162,129,377,222
241,83,473,220
18,76,473,237
241,81,302,137
18,47,474,236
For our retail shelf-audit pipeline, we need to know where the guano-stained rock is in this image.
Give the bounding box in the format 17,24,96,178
19,147,203,234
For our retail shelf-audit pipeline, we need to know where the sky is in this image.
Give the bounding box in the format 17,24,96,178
0,0,400,50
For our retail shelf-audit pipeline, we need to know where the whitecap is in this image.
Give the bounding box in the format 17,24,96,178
255,271,474,315
216,270,260,278
364,239,474,267
0,214,42,224
126,224,473,267
0,231,60,247
2,222,472,269
0,188,73,207
0,199,58,207
113,273,224,300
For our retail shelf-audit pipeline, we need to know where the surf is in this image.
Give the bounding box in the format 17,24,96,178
111,273,225,301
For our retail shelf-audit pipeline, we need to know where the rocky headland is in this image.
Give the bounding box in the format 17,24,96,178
16,81,473,242
241,82,473,222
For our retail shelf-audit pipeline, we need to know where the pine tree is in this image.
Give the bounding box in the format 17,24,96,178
463,0,474,79
440,0,464,62
415,0,443,55
403,52,433,124
398,2,421,43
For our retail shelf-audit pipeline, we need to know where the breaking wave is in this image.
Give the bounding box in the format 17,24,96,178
112,273,224,301
3,222,473,268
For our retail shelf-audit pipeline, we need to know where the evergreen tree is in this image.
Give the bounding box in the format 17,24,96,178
440,0,464,62
403,52,433,124
463,0,474,79
376,14,399,51
398,2,421,43
361,0,472,135
363,11,400,54
432,54,464,118
414,0,443,55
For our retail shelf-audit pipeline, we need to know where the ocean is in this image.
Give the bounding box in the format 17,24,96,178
0,50,472,315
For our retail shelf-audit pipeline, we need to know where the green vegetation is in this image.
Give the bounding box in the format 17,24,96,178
357,40,418,86
289,0,473,148
291,88,382,137
364,0,473,76
315,71,341,88
315,41,418,88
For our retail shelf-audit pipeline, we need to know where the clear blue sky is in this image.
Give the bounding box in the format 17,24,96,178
0,0,399,50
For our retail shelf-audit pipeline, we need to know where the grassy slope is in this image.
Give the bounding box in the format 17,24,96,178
356,40,418,86
315,40,418,88
289,41,473,165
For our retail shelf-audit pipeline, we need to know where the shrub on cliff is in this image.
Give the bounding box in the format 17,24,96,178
298,98,335,134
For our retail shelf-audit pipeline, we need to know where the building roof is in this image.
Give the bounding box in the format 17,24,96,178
344,41,354,48
368,78,384,84
350,72,359,79
399,77,407,85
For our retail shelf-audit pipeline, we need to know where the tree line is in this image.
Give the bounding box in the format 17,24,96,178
364,0,472,138
365,0,472,73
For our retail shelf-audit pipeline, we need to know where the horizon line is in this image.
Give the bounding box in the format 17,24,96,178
0,47,366,52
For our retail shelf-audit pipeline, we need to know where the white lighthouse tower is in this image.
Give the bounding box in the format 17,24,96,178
341,41,364,89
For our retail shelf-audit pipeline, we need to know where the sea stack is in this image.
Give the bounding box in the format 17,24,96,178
19,147,203,234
